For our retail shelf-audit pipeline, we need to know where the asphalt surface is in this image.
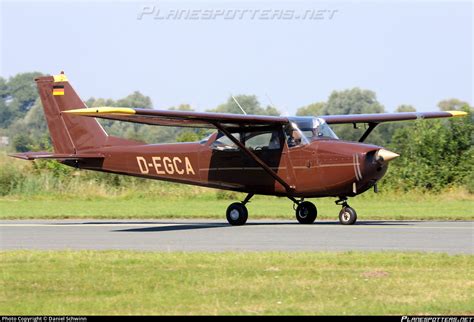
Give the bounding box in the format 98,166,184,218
1,220,472,253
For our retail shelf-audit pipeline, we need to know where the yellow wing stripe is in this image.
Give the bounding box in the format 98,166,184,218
447,110,468,117
64,107,136,115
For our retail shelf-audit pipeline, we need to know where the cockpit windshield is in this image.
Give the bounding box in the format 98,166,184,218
287,117,338,145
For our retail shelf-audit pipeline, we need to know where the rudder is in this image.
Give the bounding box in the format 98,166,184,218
36,72,108,154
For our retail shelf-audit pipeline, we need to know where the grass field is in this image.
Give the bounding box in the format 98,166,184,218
0,191,472,221
0,251,472,315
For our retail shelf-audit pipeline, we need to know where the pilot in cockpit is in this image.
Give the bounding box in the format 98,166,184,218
286,127,302,147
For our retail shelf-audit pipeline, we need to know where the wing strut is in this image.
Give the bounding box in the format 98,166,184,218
212,122,294,194
358,122,378,143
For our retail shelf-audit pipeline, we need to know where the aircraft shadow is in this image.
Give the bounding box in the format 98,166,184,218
52,221,186,226
112,220,415,232
52,220,416,227
114,223,229,233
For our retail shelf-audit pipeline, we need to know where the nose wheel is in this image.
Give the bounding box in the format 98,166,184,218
336,198,357,225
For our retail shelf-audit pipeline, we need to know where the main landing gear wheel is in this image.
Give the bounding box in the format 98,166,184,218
339,206,357,225
295,201,317,224
226,202,248,226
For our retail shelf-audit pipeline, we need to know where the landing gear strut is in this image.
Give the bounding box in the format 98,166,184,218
226,193,253,226
289,197,317,224
336,197,357,225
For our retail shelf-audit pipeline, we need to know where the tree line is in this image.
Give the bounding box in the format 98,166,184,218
0,72,472,193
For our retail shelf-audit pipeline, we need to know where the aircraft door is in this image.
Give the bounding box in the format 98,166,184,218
207,131,246,187
241,129,286,192
284,125,318,193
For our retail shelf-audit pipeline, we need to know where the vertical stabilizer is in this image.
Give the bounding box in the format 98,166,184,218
35,72,108,153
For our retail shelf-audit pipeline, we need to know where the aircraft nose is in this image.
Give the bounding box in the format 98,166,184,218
375,149,399,162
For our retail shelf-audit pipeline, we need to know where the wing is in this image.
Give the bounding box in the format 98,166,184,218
63,107,289,129
320,111,467,124
64,107,467,127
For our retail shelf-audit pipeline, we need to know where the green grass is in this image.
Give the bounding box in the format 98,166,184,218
0,251,472,315
0,192,472,220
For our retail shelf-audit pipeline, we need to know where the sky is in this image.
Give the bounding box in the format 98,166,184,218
0,0,472,114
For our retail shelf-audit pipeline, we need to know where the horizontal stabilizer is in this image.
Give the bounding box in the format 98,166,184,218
9,152,104,161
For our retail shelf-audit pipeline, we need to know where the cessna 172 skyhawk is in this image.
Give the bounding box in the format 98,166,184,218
11,73,467,225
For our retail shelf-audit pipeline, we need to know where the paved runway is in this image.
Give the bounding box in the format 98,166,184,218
0,220,472,254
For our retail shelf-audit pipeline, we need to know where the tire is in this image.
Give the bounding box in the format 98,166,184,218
226,202,248,226
339,206,357,225
295,201,317,224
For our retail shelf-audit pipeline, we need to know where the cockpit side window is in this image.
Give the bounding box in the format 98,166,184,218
311,118,339,140
211,131,240,151
284,123,309,148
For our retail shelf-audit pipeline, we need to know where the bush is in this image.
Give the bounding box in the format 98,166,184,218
0,161,25,195
465,171,474,194
384,109,473,193
215,190,241,200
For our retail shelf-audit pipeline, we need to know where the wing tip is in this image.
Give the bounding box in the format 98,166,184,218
447,110,468,117
8,153,33,160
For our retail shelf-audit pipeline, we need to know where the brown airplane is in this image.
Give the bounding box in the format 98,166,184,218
11,73,467,225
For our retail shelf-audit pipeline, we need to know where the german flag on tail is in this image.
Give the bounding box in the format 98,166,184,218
53,85,65,96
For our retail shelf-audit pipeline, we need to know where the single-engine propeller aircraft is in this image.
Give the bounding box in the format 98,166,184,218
11,73,468,225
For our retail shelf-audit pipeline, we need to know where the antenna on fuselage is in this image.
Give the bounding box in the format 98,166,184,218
232,95,247,115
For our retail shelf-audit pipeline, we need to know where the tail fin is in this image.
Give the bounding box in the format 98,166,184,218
36,72,108,154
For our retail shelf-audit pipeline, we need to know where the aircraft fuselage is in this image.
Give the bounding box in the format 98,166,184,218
66,135,387,198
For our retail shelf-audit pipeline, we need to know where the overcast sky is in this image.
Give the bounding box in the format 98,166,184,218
1,0,472,114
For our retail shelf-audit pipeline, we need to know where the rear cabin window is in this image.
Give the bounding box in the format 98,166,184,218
211,130,282,151
244,131,281,150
